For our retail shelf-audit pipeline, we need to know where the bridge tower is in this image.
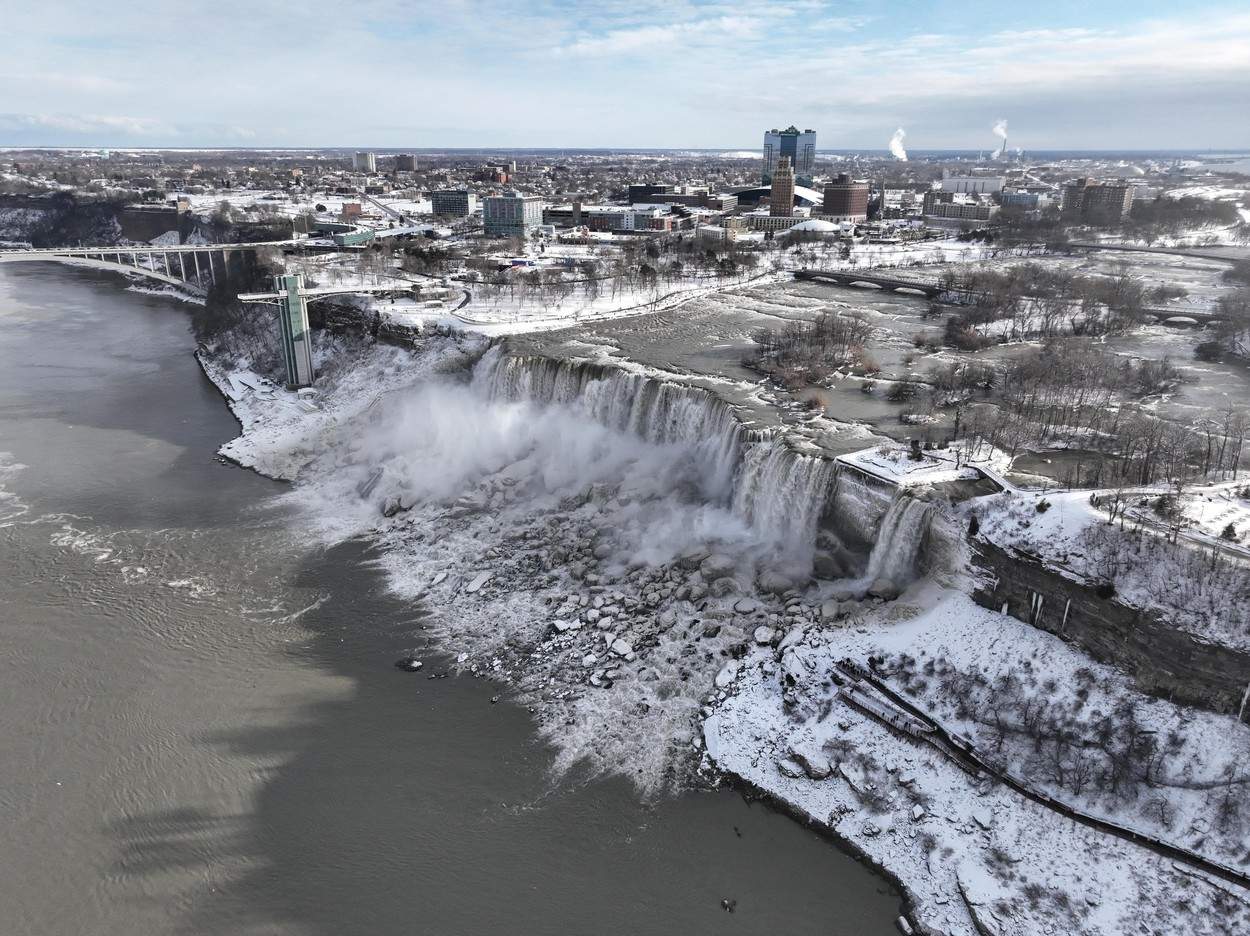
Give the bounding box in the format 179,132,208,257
275,274,314,389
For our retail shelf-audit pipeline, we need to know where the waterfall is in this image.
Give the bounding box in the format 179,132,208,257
862,493,935,588
473,349,837,561
733,438,838,554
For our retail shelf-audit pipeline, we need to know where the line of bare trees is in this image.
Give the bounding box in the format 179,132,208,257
938,262,1165,341
889,654,1247,836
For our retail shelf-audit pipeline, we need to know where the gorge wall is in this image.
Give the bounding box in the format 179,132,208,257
971,537,1250,720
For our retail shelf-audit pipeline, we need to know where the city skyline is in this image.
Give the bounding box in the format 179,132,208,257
2,1,1249,150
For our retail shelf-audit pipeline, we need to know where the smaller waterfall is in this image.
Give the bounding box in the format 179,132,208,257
733,438,837,559
862,493,935,588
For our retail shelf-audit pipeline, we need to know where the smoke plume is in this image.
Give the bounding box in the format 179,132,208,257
888,127,908,161
992,118,1008,141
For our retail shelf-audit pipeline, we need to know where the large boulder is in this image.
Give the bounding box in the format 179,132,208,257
867,578,901,601
700,554,737,580
756,569,796,595
811,551,844,580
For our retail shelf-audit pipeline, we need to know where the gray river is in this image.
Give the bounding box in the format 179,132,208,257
0,264,900,936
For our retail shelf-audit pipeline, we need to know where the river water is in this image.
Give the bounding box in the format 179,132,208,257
0,264,900,936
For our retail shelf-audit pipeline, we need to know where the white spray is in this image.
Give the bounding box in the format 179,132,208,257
888,127,908,161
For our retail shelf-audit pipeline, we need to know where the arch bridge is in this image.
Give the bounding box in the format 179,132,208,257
796,268,954,297
0,240,299,292
796,269,1230,325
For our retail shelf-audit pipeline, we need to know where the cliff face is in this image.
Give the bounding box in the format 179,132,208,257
970,537,1250,720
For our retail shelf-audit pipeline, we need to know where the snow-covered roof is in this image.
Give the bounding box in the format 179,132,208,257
788,219,839,233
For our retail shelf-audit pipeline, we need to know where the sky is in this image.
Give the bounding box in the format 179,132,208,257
1,0,1248,151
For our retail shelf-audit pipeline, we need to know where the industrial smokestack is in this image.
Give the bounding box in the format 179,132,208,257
992,119,1008,160
888,128,908,161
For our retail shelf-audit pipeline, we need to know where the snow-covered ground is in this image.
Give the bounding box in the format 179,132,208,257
838,443,1010,488
705,584,1250,936
976,485,1250,650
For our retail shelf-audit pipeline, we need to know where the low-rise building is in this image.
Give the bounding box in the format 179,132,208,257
746,213,805,232
999,190,1051,211
542,203,675,233
922,191,998,222
628,183,673,204
939,173,1005,195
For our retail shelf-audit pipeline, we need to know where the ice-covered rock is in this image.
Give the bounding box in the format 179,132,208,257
777,757,805,778
812,551,842,579
820,599,840,621
781,649,808,684
778,626,805,652
756,569,796,595
788,743,832,780
753,625,777,645
609,638,633,658
677,550,708,571
733,597,760,614
700,554,737,580
465,571,492,594
715,663,739,689
708,576,737,598
972,807,994,830
867,578,900,600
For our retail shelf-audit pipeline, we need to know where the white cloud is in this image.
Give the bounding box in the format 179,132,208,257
560,14,765,56
0,113,169,136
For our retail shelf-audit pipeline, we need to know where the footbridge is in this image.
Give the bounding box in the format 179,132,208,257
796,268,952,296
797,268,1231,325
0,240,301,291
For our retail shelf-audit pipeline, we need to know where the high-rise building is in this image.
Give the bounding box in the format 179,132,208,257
770,156,795,218
394,154,418,171
1061,178,1133,224
821,173,869,220
431,189,475,217
762,126,816,186
483,190,544,237
352,151,377,173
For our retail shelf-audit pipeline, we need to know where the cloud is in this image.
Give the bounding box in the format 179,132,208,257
0,3,1246,148
0,112,168,136
560,15,764,56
